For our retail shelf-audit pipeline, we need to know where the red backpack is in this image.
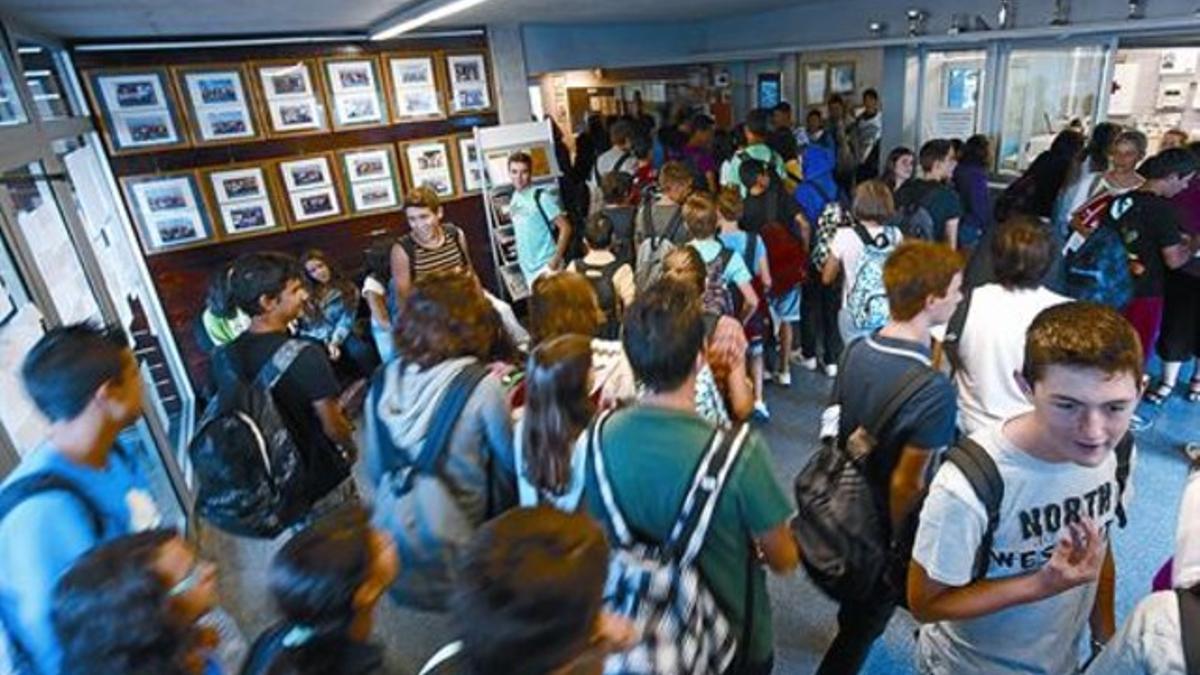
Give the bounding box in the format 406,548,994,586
760,190,809,296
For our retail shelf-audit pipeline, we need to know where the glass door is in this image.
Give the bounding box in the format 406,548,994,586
919,50,989,146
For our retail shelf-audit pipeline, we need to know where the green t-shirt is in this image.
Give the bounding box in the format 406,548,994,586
583,406,794,663
720,143,788,198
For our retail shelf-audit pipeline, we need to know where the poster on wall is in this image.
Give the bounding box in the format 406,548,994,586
1157,82,1188,110
1160,48,1200,75
122,172,214,252
87,69,187,153
400,138,456,198
206,165,281,237
756,72,781,110
256,61,327,135
457,136,483,194
387,56,444,120
339,145,401,213
278,155,342,224
829,62,856,95
804,64,827,106
447,53,492,114
1108,62,1140,117
323,59,386,129
178,66,259,144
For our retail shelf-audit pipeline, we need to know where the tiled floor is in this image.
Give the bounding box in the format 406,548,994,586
214,362,1200,674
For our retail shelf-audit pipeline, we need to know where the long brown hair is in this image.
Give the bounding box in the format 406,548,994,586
521,334,594,498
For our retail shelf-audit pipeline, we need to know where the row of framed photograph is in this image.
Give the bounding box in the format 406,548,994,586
83,50,494,155
121,134,484,254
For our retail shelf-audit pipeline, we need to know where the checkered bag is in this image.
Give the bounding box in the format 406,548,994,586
589,410,750,674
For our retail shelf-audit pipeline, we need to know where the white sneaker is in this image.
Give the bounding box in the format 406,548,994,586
753,400,771,421
824,363,838,378
776,370,792,387
795,355,818,371
763,370,774,382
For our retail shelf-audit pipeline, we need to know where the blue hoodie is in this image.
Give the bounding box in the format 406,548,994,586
792,143,840,230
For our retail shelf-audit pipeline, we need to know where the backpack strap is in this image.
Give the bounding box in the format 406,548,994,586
254,339,308,391
413,364,491,476
942,284,975,376
1178,587,1200,674
742,231,759,268
0,472,106,538
663,204,685,244
853,222,876,248
865,364,937,440
532,188,558,240
588,408,636,547
1114,432,1134,529
668,423,752,566
944,438,1004,581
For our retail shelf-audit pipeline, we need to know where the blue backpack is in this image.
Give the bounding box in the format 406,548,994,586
1061,223,1134,309
847,224,900,332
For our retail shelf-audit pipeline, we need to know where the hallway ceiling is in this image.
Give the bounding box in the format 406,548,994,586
3,0,810,40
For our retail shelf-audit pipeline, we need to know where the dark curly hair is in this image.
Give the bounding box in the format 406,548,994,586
395,269,498,368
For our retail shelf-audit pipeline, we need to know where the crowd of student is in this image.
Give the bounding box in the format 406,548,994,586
1,88,1199,675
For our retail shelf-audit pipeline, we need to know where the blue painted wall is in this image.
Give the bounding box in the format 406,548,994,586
522,21,703,75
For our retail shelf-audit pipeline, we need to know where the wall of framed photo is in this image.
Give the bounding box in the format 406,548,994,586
73,35,501,387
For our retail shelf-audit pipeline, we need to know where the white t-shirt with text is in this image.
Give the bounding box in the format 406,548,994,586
912,422,1132,675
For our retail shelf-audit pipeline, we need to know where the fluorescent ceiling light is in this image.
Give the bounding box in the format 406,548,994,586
371,0,491,41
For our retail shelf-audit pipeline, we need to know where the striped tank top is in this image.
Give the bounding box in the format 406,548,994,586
406,223,469,282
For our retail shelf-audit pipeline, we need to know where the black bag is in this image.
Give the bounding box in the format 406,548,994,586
945,432,1135,581
1179,586,1200,674
0,472,108,674
577,257,624,340
188,339,312,538
892,182,937,241
792,345,936,603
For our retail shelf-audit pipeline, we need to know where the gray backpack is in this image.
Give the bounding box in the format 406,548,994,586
367,362,491,611
634,202,685,292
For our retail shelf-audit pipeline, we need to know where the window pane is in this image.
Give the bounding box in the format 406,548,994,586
998,46,1106,173
0,228,48,454
0,45,27,126
16,42,73,121
921,51,987,146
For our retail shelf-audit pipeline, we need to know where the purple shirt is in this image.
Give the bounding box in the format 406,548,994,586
682,145,717,178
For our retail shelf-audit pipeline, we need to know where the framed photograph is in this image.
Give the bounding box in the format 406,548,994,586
288,186,342,224
253,60,327,136
201,165,283,239
805,64,827,106
84,69,188,154
175,66,260,145
0,49,28,126
446,53,492,114
121,172,213,252
830,62,856,95
339,145,401,213
386,55,444,121
1160,48,1200,75
400,138,456,199
456,136,483,194
279,156,333,192
322,58,387,130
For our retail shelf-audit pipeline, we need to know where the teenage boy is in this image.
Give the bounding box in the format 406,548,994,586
804,108,826,147
816,240,962,675
590,118,637,188
682,114,719,192
584,279,798,674
226,252,356,510
848,89,883,183
908,301,1144,674
569,213,636,340
684,191,759,322
1102,148,1200,379
390,186,472,300
740,159,808,387
509,151,573,286
635,161,695,248
0,324,160,675
896,139,963,248
599,170,637,263
768,101,801,163
720,107,788,196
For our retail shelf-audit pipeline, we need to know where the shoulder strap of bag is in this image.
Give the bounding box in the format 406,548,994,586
831,336,865,405
945,437,1004,581
1179,587,1200,674
865,363,937,440
853,222,875,248
0,472,105,537
533,188,557,240
615,151,633,174
588,408,635,546
413,364,490,475
943,285,976,376
366,365,403,472
665,204,685,243
254,339,308,391
743,231,758,267
668,423,752,567
1114,432,1134,529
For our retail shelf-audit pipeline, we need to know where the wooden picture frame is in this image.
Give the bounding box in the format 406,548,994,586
251,59,330,138
273,152,345,227
172,64,263,147
338,144,403,215
398,136,457,200
453,134,483,195
381,52,448,123
120,171,215,253
199,162,286,241
83,68,190,155
444,51,495,115
320,56,388,131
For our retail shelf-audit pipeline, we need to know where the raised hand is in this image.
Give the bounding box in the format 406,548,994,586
1037,519,1105,595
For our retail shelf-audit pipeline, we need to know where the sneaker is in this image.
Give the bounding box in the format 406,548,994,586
776,370,792,387
763,371,774,382
794,355,818,371
824,363,838,378
753,400,771,421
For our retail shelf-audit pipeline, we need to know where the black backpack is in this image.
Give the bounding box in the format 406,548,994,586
0,472,109,674
188,339,313,538
892,182,937,241
792,341,937,603
577,257,624,340
945,432,1135,581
